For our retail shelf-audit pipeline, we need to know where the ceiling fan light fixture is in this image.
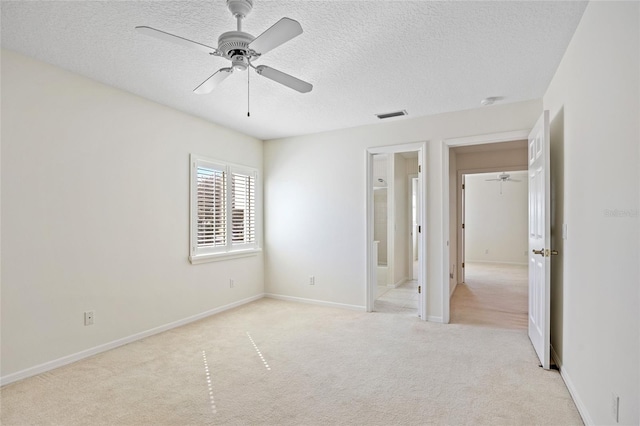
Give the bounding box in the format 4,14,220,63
232,55,249,71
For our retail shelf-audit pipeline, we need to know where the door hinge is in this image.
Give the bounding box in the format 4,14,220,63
418,285,421,294
418,225,421,233
462,262,465,268
418,165,421,173
462,183,465,190
462,223,465,229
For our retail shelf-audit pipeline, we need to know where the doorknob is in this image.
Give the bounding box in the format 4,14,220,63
532,249,559,257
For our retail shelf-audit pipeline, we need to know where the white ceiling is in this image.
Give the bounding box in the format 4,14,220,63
1,1,587,141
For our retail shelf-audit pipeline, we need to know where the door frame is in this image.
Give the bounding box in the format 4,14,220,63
456,166,527,287
441,130,529,323
408,174,419,280
460,173,465,286
366,142,427,318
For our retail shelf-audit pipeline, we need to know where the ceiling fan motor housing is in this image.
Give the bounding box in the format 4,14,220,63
218,31,255,68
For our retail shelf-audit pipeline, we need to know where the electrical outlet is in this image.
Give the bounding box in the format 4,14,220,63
309,276,315,285
84,311,94,326
230,279,235,288
611,393,619,423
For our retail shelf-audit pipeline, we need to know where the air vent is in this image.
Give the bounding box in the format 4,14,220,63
376,110,408,120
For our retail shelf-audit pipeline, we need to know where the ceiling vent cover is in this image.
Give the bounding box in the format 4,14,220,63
376,110,408,120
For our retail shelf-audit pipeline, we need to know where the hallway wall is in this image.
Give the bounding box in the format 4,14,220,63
543,2,639,424
464,172,528,265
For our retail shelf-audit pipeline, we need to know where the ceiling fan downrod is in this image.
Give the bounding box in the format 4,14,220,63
227,0,254,31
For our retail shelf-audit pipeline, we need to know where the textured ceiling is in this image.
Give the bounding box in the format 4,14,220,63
1,1,587,140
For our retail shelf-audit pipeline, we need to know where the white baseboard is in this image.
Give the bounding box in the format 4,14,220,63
427,315,443,322
551,345,593,425
264,293,366,311
386,277,408,289
449,282,458,298
394,277,409,288
0,294,264,387
550,344,562,369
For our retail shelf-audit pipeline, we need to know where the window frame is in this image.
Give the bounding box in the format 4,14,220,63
189,154,260,264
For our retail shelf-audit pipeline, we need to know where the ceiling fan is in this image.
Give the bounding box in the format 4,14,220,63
135,0,312,95
486,172,521,183
485,172,521,194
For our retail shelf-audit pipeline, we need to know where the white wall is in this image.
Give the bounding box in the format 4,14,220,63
1,50,264,379
373,190,388,265
543,2,639,424
464,172,527,264
372,154,388,265
455,144,527,171
264,99,541,316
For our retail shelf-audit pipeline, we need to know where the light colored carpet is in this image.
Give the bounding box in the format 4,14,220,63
1,296,582,425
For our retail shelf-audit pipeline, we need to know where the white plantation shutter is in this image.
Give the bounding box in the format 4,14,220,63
196,165,226,249
190,155,259,263
231,169,256,246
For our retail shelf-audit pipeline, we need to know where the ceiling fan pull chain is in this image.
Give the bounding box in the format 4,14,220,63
247,65,251,117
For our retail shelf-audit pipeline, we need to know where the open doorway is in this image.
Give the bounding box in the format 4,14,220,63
366,143,427,319
371,152,420,315
451,171,529,329
443,123,554,368
441,131,530,324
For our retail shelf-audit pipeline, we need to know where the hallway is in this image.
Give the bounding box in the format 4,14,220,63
450,262,528,329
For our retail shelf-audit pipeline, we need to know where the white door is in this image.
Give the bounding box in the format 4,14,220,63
528,110,551,369
416,159,424,319
461,174,466,284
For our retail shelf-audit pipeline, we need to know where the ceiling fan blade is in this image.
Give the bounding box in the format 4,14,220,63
193,68,233,94
249,17,303,56
136,26,219,55
485,179,501,181
255,65,312,93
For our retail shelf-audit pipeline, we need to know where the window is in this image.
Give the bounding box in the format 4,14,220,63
190,154,259,263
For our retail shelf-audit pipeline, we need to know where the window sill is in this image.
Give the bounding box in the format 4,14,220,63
189,248,262,265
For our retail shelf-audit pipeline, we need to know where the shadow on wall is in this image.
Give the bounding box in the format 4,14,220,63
550,106,565,364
